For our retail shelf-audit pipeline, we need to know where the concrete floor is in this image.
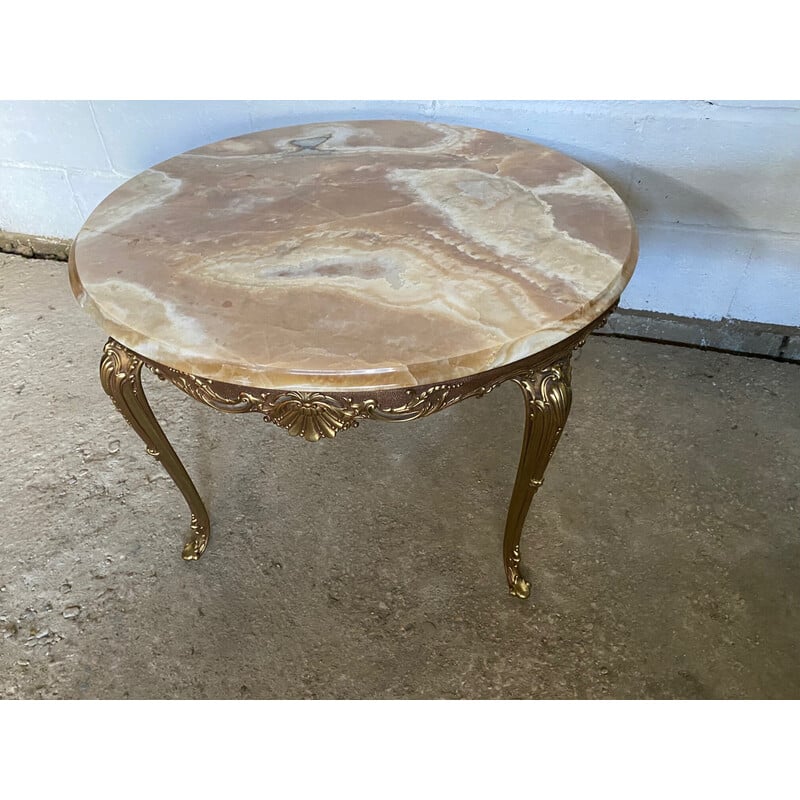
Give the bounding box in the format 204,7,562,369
1,251,798,699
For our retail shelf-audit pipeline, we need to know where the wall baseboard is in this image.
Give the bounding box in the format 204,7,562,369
4,231,798,363
596,308,800,363
0,230,70,261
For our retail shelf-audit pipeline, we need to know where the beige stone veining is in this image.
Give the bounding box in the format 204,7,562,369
69,120,638,390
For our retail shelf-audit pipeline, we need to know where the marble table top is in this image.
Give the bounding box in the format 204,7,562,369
69,120,638,391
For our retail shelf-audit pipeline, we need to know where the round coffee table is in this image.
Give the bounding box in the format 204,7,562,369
69,120,638,599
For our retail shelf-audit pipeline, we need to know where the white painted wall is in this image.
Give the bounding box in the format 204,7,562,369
1,100,798,326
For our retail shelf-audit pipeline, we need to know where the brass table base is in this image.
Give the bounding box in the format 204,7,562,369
99,306,615,599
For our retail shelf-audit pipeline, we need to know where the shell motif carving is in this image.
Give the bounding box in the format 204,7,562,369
267,392,362,442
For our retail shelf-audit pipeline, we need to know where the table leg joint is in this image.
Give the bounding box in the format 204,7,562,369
99,338,210,560
503,356,573,599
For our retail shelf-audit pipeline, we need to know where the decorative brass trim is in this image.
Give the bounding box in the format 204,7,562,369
136,302,616,441
144,371,369,442
98,301,617,594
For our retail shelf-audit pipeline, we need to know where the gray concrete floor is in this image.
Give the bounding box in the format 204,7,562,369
1,252,798,699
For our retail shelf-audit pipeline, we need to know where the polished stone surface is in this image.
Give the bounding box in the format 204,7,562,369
70,121,638,390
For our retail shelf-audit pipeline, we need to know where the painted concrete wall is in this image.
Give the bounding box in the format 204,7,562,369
1,100,798,326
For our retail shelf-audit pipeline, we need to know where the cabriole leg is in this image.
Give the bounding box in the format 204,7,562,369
503,357,573,599
99,338,210,560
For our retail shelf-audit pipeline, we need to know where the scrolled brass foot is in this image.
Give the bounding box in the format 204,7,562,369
505,545,532,599
182,515,210,561
508,572,531,600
